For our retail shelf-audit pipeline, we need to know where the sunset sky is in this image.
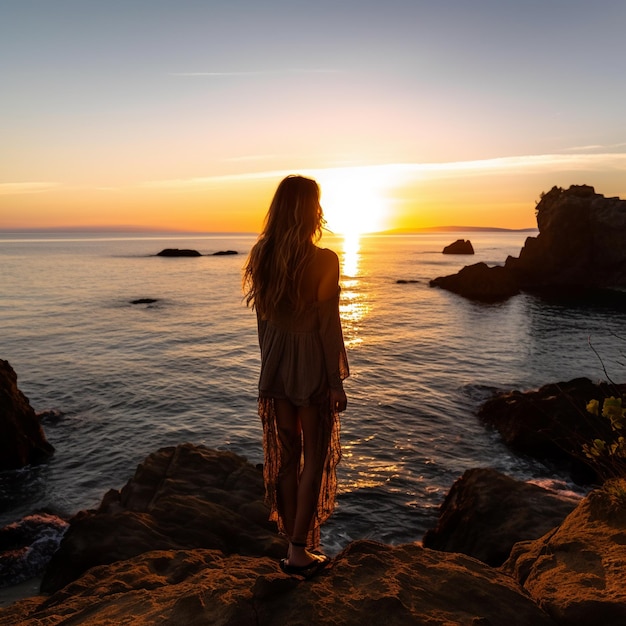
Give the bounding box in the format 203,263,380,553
2,1,625,234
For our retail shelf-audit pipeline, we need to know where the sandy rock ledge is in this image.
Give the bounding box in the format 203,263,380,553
1,541,554,626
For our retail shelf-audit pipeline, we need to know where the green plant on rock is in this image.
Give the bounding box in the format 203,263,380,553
582,396,626,481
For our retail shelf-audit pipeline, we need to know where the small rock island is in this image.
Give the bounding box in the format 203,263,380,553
156,248,202,257
442,239,474,254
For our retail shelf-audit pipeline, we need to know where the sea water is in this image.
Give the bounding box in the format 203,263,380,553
1,231,625,553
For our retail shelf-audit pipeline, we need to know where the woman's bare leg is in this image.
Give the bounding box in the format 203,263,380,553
274,399,301,541
288,404,330,567
275,399,330,567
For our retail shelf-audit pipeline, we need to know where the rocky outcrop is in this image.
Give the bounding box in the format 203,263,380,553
423,468,579,566
477,377,626,483
503,479,626,625
155,249,238,257
0,360,54,471
0,513,68,587
40,443,286,594
431,185,626,300
2,542,556,625
130,298,158,305
506,185,626,290
3,444,626,625
443,239,474,254
156,248,202,257
429,262,520,301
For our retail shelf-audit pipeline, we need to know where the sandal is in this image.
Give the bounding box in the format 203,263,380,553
279,554,330,579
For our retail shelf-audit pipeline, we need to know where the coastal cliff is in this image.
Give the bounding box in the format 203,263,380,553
506,184,626,290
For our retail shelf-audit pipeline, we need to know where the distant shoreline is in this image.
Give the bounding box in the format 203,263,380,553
383,226,538,234
0,226,538,236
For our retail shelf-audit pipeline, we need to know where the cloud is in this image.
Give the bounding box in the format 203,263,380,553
565,142,626,153
138,169,287,190
0,182,59,195
136,152,626,191
415,153,626,174
171,69,339,77
221,154,282,163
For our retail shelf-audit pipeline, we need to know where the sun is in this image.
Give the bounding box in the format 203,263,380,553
313,166,394,236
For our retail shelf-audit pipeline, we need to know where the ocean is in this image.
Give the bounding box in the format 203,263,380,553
2,230,625,556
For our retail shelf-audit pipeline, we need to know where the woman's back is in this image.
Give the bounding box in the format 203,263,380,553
287,246,340,309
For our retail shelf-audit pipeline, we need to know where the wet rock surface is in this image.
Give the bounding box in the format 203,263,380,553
0,360,54,471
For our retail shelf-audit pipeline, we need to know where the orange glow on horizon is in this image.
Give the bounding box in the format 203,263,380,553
3,156,625,232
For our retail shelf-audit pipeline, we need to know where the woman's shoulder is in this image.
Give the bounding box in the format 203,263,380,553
314,247,340,301
314,246,339,266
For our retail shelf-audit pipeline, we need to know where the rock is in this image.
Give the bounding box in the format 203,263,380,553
40,443,286,593
423,468,579,566
0,360,54,470
502,479,626,625
156,249,202,257
11,444,626,624
396,279,419,284
211,250,238,256
0,513,69,587
130,298,158,305
477,378,626,483
431,185,626,301
1,541,555,625
429,262,520,301
505,185,626,291
442,239,474,254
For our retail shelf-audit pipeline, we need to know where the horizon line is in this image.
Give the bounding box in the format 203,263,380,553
0,225,538,235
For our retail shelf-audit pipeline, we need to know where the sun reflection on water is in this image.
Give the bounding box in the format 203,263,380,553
342,233,360,278
339,234,370,349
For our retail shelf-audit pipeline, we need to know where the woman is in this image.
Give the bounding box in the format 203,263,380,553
243,175,349,578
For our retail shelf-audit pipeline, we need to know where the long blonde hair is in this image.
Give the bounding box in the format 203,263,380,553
243,175,325,318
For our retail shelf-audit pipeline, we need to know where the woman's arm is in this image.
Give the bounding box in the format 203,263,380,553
317,249,349,412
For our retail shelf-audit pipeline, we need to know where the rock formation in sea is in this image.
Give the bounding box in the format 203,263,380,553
430,185,626,300
506,185,626,291
130,298,159,305
156,248,202,257
477,377,626,484
442,239,474,254
430,262,520,301
155,249,238,257
2,441,626,625
0,359,54,471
